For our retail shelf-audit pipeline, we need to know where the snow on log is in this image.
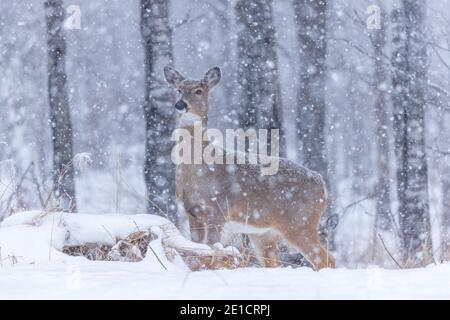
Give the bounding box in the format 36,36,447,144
0,211,243,270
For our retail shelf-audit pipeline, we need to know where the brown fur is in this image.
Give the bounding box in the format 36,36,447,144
165,66,335,270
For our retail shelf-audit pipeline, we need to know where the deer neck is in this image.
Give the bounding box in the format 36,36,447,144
179,112,208,133
178,112,210,167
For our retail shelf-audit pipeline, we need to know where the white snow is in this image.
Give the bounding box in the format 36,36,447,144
1,256,450,299
0,211,450,299
0,211,217,262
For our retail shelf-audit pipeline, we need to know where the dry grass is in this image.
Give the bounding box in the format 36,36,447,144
63,243,111,261
61,229,244,271
62,231,154,262
402,238,435,268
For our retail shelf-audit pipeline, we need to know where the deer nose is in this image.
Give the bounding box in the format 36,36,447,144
175,100,187,111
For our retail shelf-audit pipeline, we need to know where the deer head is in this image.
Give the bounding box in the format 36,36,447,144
164,66,221,123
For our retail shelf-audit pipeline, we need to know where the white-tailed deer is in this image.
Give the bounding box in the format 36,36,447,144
164,66,335,270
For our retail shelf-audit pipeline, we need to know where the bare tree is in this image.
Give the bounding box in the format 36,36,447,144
45,0,76,211
294,0,328,178
294,0,335,246
440,141,450,261
235,0,285,156
369,2,393,231
391,0,433,266
140,0,177,222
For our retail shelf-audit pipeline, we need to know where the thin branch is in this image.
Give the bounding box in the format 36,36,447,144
378,233,402,269
431,45,450,71
172,11,207,30
427,41,450,53
101,225,117,243
49,214,55,261
147,244,168,270
5,162,34,213
172,11,192,29
333,38,379,62
337,193,376,218
29,166,45,208
428,82,450,98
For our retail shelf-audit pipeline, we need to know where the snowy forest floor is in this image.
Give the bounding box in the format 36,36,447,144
0,211,449,300
2,261,450,299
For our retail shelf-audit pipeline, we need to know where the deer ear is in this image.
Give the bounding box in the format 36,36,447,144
164,66,185,87
204,66,221,89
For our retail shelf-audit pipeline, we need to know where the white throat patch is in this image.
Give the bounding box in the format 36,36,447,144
179,112,202,126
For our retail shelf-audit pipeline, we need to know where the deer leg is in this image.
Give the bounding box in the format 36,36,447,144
188,215,208,243
281,230,335,270
302,240,335,270
176,200,191,239
206,223,222,245
248,233,281,268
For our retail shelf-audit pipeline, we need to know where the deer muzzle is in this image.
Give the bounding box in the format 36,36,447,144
175,100,187,111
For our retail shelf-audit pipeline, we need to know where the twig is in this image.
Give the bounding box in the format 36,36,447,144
133,221,141,232
29,165,45,208
147,244,168,270
49,214,55,261
5,162,34,213
114,151,122,213
377,233,402,269
173,11,207,30
43,157,76,212
43,166,68,212
431,45,450,71
427,41,450,52
429,82,450,98
42,182,56,212
0,179,14,222
173,10,192,29
101,225,117,243
2,254,21,265
337,193,376,218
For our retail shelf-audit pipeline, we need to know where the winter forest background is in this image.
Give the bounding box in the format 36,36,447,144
1,0,450,270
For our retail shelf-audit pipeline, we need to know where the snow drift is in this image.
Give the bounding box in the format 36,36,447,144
0,211,240,271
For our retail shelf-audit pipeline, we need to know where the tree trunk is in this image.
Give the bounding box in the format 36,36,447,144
438,109,450,261
140,0,177,223
441,161,450,261
294,0,328,177
370,6,392,231
294,0,334,246
391,0,433,267
235,0,285,156
45,0,76,212
347,64,365,196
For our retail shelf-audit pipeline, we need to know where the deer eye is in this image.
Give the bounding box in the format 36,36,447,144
195,89,203,95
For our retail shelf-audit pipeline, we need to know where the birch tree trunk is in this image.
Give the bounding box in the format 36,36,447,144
45,0,76,212
140,0,177,223
391,0,433,267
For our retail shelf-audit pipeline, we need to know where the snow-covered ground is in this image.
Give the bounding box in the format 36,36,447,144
1,211,449,300
2,259,450,299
